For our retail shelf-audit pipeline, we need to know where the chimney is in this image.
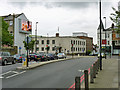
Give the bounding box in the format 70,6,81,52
56,33,59,37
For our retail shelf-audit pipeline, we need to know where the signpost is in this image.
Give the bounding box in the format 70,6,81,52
24,36,31,67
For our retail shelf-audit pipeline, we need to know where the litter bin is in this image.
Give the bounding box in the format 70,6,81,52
22,58,27,67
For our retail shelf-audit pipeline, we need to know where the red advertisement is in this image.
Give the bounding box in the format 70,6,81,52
22,20,32,32
102,40,106,44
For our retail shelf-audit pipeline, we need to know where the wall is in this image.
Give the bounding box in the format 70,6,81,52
14,14,27,54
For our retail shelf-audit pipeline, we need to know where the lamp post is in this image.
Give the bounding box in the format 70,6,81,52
99,0,102,70
35,22,38,53
103,17,107,59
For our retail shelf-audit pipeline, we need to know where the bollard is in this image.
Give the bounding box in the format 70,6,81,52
90,66,94,83
93,63,96,78
84,70,89,90
75,76,81,90
96,61,98,74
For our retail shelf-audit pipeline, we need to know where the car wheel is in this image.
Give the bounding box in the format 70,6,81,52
2,60,7,66
12,59,16,64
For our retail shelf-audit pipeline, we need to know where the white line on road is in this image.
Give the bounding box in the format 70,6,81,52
6,71,26,79
1,71,12,76
0,76,4,79
78,70,84,72
12,71,19,74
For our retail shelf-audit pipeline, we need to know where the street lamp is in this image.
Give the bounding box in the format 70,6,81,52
35,22,38,53
103,17,107,59
99,0,102,70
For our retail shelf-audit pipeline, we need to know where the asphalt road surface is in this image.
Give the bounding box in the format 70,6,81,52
2,57,97,89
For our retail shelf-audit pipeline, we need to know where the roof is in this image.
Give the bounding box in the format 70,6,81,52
2,13,23,21
97,20,105,30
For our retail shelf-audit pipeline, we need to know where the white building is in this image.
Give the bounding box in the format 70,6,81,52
73,32,88,37
32,33,86,54
3,13,32,54
97,21,112,53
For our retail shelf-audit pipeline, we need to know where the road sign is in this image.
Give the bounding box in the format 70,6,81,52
25,37,31,43
19,47,21,49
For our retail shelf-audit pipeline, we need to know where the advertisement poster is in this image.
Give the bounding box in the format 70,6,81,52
22,20,32,32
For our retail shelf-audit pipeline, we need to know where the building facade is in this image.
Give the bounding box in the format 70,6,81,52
72,32,93,54
97,21,112,53
32,33,86,54
2,13,32,54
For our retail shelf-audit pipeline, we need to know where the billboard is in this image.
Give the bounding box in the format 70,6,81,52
19,19,32,34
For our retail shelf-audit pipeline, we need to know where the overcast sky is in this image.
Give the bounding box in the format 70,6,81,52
0,0,119,44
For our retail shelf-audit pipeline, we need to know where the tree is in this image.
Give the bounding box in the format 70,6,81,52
23,40,35,53
110,7,120,33
2,18,13,46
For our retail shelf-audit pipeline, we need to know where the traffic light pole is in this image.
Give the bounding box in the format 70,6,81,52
27,36,29,67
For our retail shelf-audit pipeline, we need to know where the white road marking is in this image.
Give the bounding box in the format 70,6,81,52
78,70,84,72
6,71,26,79
1,71,12,76
0,76,4,79
12,71,19,74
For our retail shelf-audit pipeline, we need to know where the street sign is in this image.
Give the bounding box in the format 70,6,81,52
19,47,21,49
25,37,31,43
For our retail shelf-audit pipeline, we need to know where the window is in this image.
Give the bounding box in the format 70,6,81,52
78,48,79,51
47,40,49,44
76,41,77,45
80,41,81,45
80,48,81,51
116,34,120,38
36,47,39,51
9,21,13,26
41,47,44,51
108,41,109,45
52,47,55,51
78,41,79,45
52,40,55,44
74,40,75,44
84,42,85,45
108,34,109,38
42,40,44,44
76,48,77,51
71,40,73,44
36,40,39,44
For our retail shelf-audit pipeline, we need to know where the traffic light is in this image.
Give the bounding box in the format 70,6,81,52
46,45,49,51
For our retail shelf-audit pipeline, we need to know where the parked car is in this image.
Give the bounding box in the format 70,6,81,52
0,52,16,65
14,54,26,63
57,53,66,59
98,53,105,58
39,53,47,61
89,52,98,56
29,53,41,62
46,53,58,60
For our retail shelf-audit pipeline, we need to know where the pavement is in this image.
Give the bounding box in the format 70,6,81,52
89,56,119,89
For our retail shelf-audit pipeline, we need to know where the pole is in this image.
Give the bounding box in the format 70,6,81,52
99,0,102,70
35,22,38,53
27,36,29,67
103,17,107,59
